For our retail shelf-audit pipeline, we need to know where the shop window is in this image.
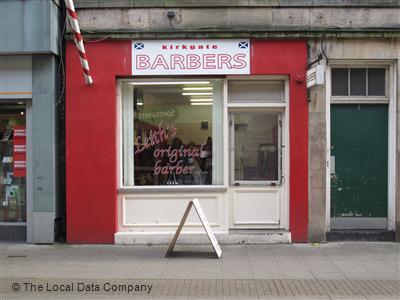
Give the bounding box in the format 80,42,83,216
331,68,386,96
0,103,26,222
122,80,223,186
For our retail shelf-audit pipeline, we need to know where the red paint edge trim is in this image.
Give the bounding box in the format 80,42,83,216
251,40,309,242
66,41,131,243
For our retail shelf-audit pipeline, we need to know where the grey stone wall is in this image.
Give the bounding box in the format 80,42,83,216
69,0,399,39
307,53,327,241
397,54,400,242
75,0,400,9
73,7,399,34
308,39,399,241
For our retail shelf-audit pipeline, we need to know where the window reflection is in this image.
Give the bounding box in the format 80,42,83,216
0,104,26,222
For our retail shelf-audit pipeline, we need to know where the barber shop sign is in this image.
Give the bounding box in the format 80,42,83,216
132,39,250,75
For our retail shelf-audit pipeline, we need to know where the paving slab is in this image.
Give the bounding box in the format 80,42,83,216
0,242,399,299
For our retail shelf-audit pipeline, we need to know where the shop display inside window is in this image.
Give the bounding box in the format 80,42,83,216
122,80,223,186
0,103,26,222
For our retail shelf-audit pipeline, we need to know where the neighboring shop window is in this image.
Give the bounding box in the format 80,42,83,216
0,103,26,222
331,68,386,96
122,80,223,186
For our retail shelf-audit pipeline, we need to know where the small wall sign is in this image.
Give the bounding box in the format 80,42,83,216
132,39,250,75
306,65,325,88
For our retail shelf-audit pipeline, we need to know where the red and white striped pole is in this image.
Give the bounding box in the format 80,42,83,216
65,0,93,85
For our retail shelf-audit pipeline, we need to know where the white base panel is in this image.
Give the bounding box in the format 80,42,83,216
115,231,291,245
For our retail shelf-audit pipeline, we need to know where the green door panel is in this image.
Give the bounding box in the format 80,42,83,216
331,104,388,218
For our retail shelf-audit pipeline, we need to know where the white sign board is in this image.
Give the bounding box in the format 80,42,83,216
165,198,222,258
306,64,325,88
132,39,250,75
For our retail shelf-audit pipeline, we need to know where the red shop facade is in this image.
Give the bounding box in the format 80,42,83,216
66,39,308,244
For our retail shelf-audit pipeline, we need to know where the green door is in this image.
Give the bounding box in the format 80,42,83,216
330,104,388,229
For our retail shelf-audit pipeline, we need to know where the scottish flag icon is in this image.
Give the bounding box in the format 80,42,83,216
134,43,144,50
238,41,248,49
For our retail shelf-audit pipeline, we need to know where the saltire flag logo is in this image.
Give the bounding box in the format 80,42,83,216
134,43,144,50
238,41,248,49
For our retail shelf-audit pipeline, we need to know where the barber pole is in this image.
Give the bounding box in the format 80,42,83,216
65,0,93,85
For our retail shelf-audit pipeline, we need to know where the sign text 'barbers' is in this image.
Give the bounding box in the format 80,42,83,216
132,40,250,75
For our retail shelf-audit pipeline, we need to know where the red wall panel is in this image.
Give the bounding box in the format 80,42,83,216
66,41,131,243
251,40,309,242
66,39,308,243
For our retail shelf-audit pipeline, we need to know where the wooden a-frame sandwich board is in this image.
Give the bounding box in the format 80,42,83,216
165,198,222,258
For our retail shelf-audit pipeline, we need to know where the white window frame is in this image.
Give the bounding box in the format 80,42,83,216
326,60,397,231
229,109,283,186
330,65,390,104
226,75,288,186
117,78,226,192
226,75,290,230
116,75,291,232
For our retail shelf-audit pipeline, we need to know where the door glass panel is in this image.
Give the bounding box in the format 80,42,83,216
0,103,26,222
233,111,279,182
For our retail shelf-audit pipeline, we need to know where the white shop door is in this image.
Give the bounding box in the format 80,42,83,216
227,79,287,229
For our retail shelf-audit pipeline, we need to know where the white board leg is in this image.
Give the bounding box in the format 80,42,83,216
165,201,193,257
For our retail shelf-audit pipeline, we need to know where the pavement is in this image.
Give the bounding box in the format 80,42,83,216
0,242,399,299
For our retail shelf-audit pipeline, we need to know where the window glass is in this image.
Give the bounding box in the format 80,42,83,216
350,68,366,96
368,68,386,96
0,103,26,222
331,68,348,96
229,81,284,103
122,80,223,186
332,67,387,98
233,111,279,182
